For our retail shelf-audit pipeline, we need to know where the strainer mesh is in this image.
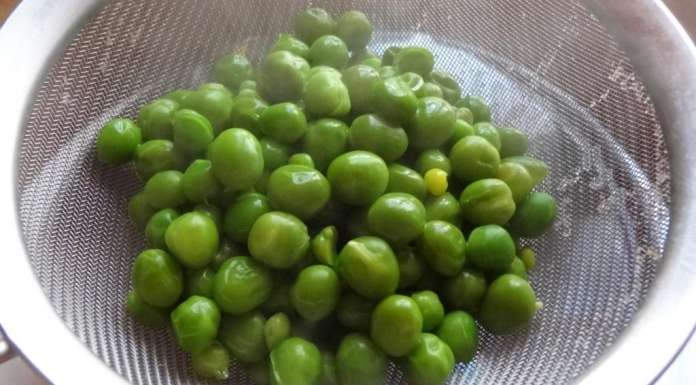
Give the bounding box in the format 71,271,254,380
17,1,670,384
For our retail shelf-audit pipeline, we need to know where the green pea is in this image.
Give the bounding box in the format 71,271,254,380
448,119,475,149
137,98,178,140
367,193,426,245
270,337,322,385
309,35,349,69
501,257,528,280
372,76,418,124
164,211,219,268
472,122,501,151
184,267,215,298
397,248,425,289
96,118,142,165
394,47,434,77
126,290,170,327
496,161,534,203
519,247,536,271
145,208,179,249
271,33,310,59
460,95,491,123
163,89,192,105
386,164,427,201
417,220,466,276
430,71,462,104
264,313,291,351
405,333,454,385
348,47,378,66
449,136,500,183
424,192,462,224
143,170,186,209
502,155,549,185
412,290,445,332
291,265,341,321
223,192,271,243
349,114,408,162
342,64,380,115
128,192,156,230
304,71,351,118
230,95,268,135
466,224,516,271
214,256,273,314
336,236,399,299
214,53,254,91
260,138,291,171
171,295,221,353
336,333,387,385
209,128,264,191
262,277,294,315
416,82,444,98
319,351,339,385
294,8,337,44
312,225,338,266
415,149,451,175
248,211,310,269
399,72,425,94
210,241,242,271
336,10,373,50
308,65,343,79
441,269,487,312
508,192,557,237
459,178,516,225
181,87,233,133
456,107,474,125
336,292,375,331
327,151,388,206
134,139,184,181
288,153,315,168
381,46,402,66
258,50,310,103
361,56,381,70
260,102,308,144
193,200,224,229
191,341,230,380
378,65,398,79
198,82,233,98
436,311,478,363
497,126,529,157
370,294,423,357
479,274,537,334
302,118,349,172
407,96,456,149
182,159,222,204
219,311,267,363
267,165,330,220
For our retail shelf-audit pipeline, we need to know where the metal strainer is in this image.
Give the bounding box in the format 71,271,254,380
1,0,696,384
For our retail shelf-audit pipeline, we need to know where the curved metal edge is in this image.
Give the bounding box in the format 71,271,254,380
578,1,696,384
0,1,126,384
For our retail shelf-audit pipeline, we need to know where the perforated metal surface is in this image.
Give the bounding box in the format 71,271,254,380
16,1,670,384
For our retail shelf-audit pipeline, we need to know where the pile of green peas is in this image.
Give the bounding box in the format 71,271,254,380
97,7,556,385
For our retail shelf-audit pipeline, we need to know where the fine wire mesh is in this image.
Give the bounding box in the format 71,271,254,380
15,0,670,384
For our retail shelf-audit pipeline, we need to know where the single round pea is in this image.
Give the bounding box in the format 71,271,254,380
417,220,466,276
362,56,381,70
386,164,427,201
214,53,254,91
336,333,387,385
449,136,500,182
509,192,557,237
342,64,380,115
397,248,425,289
406,96,456,149
197,82,233,98
473,122,501,151
416,81,444,98
267,165,330,220
336,236,399,299
163,89,191,105
379,65,398,79
264,312,291,351
320,351,338,385
497,126,529,157
96,118,142,165
248,211,310,269
336,10,373,50
214,256,273,314
191,341,230,380
447,119,475,149
223,192,271,243
181,87,233,133
327,151,388,206
415,149,451,175
239,79,257,92
412,291,445,332
302,118,349,172
372,76,418,124
138,98,178,140
170,295,220,353
304,71,351,117
460,179,516,225
291,265,341,321
424,192,462,224
134,139,184,181
182,159,222,204
128,192,156,230
271,33,310,59
308,65,343,78
164,211,219,268
370,294,423,357
496,161,534,203
288,153,315,168
349,114,408,162
479,274,537,334
405,333,454,385
424,168,448,196
503,155,549,185
145,208,179,249
219,311,267,363
441,268,487,312
456,107,474,124
466,224,516,271
259,138,290,171
185,267,215,298
436,311,478,362
294,7,337,44
312,225,338,266
430,71,462,104
230,95,268,135
143,170,186,209
337,292,375,331
519,247,536,271
258,50,310,103
270,337,322,385
394,47,434,77
209,128,264,191
381,46,402,66
460,95,491,123
501,257,528,280
260,102,308,144
126,290,170,327
309,35,350,69
368,193,426,245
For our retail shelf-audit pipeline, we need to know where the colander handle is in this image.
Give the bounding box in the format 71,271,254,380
0,327,15,364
